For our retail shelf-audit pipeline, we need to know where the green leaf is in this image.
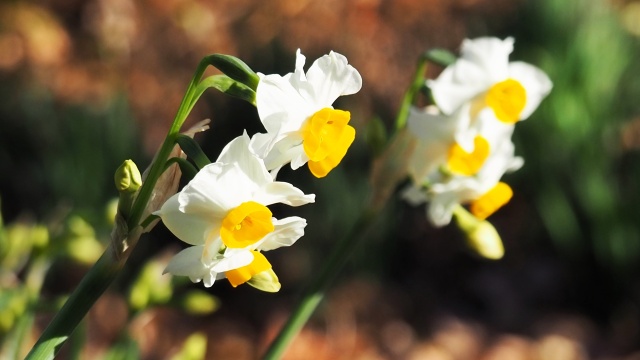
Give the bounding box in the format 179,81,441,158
192,75,256,108
164,157,198,181
424,48,457,67
208,54,259,90
175,134,211,170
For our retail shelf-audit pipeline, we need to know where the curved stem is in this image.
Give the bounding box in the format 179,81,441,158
25,244,123,360
26,55,218,360
127,55,217,230
261,209,377,360
394,55,429,132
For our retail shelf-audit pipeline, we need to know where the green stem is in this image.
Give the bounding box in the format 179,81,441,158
127,55,217,230
25,244,123,360
3,257,50,359
261,209,377,360
26,55,219,360
394,55,429,132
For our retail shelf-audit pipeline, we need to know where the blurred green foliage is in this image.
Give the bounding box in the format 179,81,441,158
511,0,640,276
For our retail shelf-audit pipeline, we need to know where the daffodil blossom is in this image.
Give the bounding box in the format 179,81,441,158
427,36,552,151
155,133,315,287
404,129,523,227
250,49,362,178
406,103,514,182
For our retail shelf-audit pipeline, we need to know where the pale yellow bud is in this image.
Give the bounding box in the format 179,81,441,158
246,268,281,293
452,205,504,260
114,159,142,193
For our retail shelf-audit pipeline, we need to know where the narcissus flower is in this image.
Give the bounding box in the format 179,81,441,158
427,37,552,149
155,133,315,288
250,49,362,178
404,106,522,226
406,105,514,183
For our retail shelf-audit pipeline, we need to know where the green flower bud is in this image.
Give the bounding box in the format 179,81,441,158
452,205,504,260
246,268,281,293
114,160,142,193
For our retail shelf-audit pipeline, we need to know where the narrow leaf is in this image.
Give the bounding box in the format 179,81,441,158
175,135,211,170
208,54,259,90
424,48,457,67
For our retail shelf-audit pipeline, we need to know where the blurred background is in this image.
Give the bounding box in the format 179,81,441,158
2,0,640,358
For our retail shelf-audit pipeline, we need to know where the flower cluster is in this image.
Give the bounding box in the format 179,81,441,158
155,50,362,291
404,37,552,229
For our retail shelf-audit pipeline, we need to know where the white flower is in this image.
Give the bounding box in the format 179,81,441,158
155,132,315,287
406,102,515,182
404,130,522,227
250,49,362,178
427,37,552,149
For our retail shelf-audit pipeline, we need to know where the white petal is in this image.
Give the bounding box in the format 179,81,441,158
426,192,459,227
428,60,491,115
259,134,306,172
429,37,515,115
288,49,316,103
218,133,273,188
249,131,281,160
406,106,457,182
508,61,553,120
256,75,312,133
407,105,459,142
155,194,217,246
177,161,263,218
177,163,227,214
164,245,208,277
401,185,428,205
212,249,254,272
295,48,306,71
305,51,363,107
475,109,516,145
460,37,513,82
254,182,315,206
202,273,216,287
201,162,260,210
288,146,308,170
255,216,307,251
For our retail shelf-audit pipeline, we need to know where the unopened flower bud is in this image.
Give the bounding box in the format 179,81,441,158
247,268,281,293
114,160,142,193
453,205,504,260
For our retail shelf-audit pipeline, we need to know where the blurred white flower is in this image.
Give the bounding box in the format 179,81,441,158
250,49,362,178
155,133,314,288
428,36,552,150
404,105,522,226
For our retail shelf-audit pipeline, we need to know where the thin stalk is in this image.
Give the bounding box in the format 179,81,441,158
127,55,216,230
261,209,377,360
3,257,50,359
26,55,218,360
25,244,124,360
394,55,429,132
